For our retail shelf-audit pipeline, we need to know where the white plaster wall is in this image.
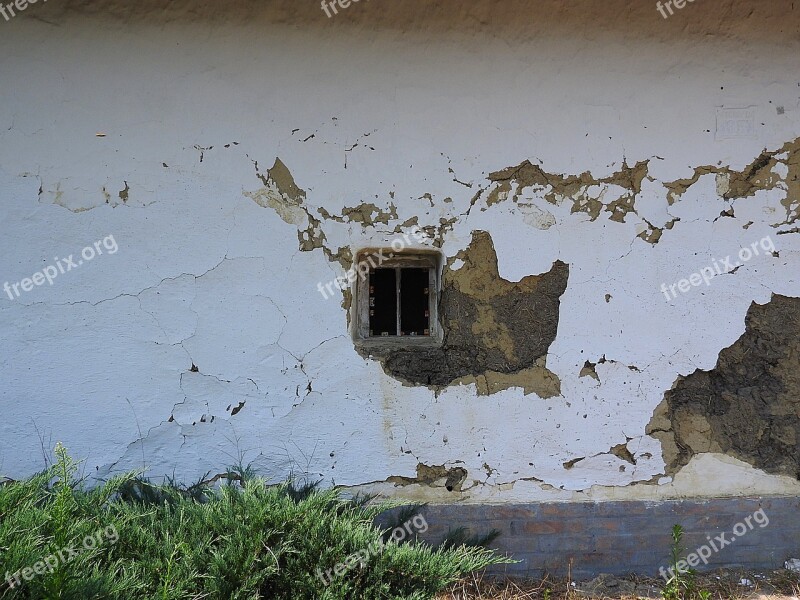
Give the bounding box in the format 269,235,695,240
0,0,799,501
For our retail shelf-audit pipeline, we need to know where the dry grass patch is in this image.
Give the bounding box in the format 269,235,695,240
437,569,800,600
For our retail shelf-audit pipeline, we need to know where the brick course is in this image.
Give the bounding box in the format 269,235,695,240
379,496,800,578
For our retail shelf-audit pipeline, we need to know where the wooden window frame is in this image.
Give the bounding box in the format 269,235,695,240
352,248,443,349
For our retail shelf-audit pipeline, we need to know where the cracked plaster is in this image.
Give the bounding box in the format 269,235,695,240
1,0,799,504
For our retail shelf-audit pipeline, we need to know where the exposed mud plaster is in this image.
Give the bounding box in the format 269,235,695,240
387,464,469,492
347,453,800,505
486,159,650,223
580,361,600,381
648,294,800,479
663,167,725,205
473,137,799,246
563,442,636,472
664,138,800,228
579,357,639,383
365,231,568,395
392,216,420,232
118,180,129,203
455,360,562,398
265,157,306,203
5,0,800,504
246,137,800,285
247,157,351,261
609,443,637,466
419,217,459,248
318,202,398,226
246,159,404,264
246,157,309,226
637,217,680,245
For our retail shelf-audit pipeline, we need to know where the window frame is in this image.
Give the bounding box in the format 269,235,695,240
352,248,443,349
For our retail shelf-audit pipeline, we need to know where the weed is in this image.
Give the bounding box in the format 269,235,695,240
661,524,712,600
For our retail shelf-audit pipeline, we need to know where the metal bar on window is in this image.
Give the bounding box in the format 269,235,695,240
396,267,401,336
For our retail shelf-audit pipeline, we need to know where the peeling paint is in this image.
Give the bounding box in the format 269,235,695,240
649,294,800,480
366,231,568,395
245,157,309,226
387,464,469,492
3,1,800,507
664,138,800,229
486,159,650,223
318,202,398,226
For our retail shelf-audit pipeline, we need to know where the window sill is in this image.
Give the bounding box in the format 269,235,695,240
354,335,443,351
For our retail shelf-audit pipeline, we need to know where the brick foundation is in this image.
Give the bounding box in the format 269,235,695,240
380,496,800,578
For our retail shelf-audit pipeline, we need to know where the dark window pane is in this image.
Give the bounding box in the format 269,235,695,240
369,268,397,336
400,268,430,336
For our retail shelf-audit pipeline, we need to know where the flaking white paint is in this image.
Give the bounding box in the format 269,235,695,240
0,0,798,502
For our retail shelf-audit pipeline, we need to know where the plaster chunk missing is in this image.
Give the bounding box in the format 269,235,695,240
486,159,650,223
609,442,637,465
648,294,800,479
664,137,800,228
246,157,308,225
580,360,601,381
246,157,337,253
459,360,562,398
637,217,680,245
367,231,568,396
318,202,399,226
387,464,469,492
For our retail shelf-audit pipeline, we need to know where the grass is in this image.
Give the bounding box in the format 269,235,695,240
0,444,513,599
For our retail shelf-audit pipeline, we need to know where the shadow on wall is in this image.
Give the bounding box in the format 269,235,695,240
48,0,800,43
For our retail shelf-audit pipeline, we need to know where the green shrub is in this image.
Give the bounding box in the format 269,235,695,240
0,446,511,599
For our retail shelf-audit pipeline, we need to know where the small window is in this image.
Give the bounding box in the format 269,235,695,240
369,267,430,336
354,250,442,346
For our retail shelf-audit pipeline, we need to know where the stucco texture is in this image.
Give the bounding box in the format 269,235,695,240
0,0,799,503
